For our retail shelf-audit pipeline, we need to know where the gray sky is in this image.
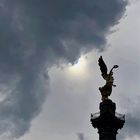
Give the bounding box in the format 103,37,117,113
0,0,139,140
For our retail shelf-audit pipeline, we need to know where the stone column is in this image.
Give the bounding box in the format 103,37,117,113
90,99,125,140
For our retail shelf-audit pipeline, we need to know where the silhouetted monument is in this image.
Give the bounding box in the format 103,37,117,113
90,56,125,140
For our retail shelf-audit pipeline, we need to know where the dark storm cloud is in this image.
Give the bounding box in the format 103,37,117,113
0,0,127,139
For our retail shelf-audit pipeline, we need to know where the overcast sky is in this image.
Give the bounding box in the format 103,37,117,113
0,0,139,140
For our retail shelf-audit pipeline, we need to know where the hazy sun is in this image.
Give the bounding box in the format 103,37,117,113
68,56,87,76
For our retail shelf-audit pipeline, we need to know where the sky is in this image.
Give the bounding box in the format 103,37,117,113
0,0,139,140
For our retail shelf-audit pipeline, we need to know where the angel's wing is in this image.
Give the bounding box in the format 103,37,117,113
98,56,108,80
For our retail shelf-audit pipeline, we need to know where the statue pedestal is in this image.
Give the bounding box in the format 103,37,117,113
90,99,125,140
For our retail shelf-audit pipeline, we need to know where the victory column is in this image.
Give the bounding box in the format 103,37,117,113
90,56,125,140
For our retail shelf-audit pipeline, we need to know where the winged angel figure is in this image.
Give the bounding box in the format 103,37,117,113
98,56,119,101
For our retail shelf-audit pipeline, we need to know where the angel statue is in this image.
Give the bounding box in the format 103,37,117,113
98,56,119,101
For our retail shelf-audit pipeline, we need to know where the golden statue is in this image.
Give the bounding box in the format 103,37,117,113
98,56,118,101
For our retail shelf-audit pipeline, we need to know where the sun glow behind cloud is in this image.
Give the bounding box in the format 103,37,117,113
48,55,89,81
68,56,88,77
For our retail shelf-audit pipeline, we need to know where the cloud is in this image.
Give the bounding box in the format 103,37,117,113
0,0,127,139
118,113,140,140
118,96,140,140
77,133,85,140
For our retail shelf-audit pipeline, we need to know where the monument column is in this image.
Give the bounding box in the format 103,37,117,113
90,56,125,140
